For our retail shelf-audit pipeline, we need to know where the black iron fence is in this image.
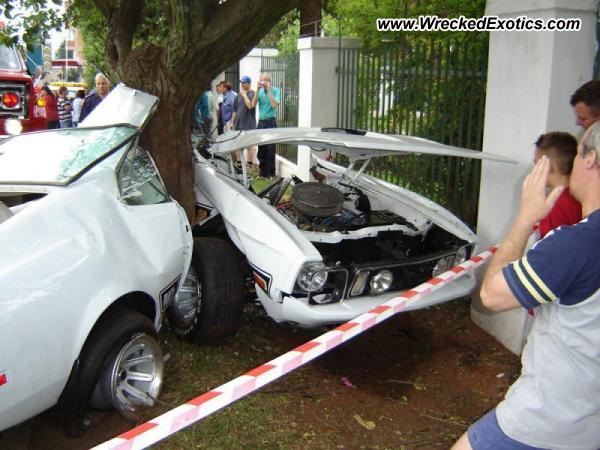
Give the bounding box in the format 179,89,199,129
224,62,239,90
261,53,300,164
336,36,489,227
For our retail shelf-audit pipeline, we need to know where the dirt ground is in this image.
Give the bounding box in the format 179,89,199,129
0,298,520,450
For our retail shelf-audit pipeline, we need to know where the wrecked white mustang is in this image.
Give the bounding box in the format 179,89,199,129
0,85,194,432
183,128,512,334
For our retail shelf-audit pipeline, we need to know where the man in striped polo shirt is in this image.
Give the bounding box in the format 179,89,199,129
57,86,72,128
453,121,600,449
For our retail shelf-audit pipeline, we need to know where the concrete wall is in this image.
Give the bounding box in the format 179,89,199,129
289,37,361,180
473,0,598,354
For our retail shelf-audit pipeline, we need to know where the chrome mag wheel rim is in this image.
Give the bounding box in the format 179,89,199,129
171,266,201,328
109,333,164,416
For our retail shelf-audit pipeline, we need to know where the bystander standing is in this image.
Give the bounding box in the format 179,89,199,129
533,132,581,238
79,73,111,122
40,85,59,129
232,75,257,165
219,81,236,133
195,87,215,136
57,86,72,128
71,90,85,127
251,73,280,177
452,123,600,450
571,80,600,131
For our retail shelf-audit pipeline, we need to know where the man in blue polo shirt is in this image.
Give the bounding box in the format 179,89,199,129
251,73,280,177
452,121,600,449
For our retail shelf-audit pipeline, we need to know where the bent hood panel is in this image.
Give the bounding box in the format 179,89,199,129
210,128,516,164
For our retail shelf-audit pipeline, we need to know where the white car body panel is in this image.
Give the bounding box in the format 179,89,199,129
194,129,513,326
0,86,192,431
194,155,321,299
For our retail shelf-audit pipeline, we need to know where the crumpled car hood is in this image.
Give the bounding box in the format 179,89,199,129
209,127,516,164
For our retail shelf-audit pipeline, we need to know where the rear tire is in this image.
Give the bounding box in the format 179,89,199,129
168,237,245,341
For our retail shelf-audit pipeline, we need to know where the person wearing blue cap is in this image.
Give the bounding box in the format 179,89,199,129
232,76,257,165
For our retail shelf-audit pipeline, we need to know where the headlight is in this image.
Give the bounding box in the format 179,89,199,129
298,262,328,292
370,270,393,295
455,245,470,265
4,118,22,136
432,256,454,277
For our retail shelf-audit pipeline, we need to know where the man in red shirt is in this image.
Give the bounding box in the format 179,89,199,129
533,132,582,237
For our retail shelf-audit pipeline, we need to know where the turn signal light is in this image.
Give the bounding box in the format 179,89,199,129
2,92,19,108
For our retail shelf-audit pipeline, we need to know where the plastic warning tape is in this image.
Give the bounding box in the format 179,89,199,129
92,245,498,450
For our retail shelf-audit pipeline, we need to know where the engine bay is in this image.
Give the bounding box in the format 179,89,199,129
255,173,468,268
258,176,420,234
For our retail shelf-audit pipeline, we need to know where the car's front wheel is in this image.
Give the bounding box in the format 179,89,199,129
168,237,245,341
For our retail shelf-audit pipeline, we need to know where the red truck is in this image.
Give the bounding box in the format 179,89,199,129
0,44,46,134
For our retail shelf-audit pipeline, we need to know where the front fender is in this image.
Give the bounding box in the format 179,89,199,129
194,160,320,298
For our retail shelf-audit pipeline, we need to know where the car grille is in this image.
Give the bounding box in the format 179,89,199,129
0,82,28,118
345,252,460,299
306,252,459,305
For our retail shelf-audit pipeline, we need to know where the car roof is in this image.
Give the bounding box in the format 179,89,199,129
210,127,516,164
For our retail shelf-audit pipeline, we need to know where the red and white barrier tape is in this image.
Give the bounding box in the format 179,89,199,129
92,245,498,450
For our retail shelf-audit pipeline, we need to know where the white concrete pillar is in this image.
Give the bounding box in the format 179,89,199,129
473,0,598,354
292,37,361,180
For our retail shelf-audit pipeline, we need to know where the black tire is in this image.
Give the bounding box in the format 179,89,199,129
56,308,160,428
168,237,245,341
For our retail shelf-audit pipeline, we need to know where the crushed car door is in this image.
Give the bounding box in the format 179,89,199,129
116,143,192,311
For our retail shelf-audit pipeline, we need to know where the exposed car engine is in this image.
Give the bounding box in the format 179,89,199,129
272,179,420,233
263,177,470,288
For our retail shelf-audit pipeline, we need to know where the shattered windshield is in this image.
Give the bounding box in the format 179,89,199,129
0,126,137,185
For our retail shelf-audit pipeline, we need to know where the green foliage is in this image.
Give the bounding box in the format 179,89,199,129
53,39,74,59
336,34,488,226
272,11,350,55
263,0,486,54
330,0,486,48
0,0,63,50
258,10,298,49
66,2,110,86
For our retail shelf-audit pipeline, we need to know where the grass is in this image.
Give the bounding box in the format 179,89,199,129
153,307,336,449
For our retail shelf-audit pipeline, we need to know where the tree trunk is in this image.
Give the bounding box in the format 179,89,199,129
140,94,197,219
93,0,302,220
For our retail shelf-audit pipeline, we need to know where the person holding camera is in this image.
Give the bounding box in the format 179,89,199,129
251,73,280,178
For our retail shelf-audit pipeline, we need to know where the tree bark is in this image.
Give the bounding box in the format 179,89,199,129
140,89,198,218
93,0,301,220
